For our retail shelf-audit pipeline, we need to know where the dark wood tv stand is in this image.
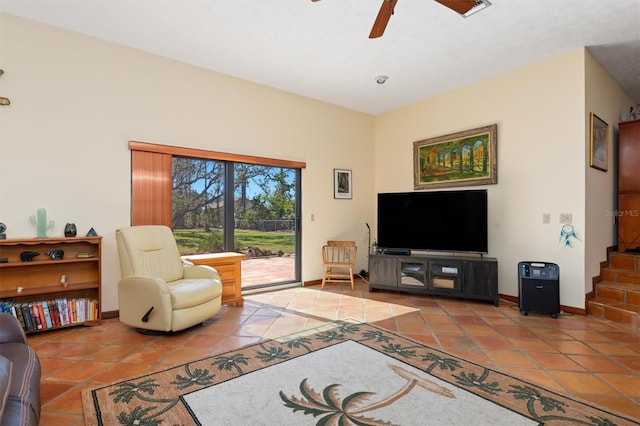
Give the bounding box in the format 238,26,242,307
368,253,499,306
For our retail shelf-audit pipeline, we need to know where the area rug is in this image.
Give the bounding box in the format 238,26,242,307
82,321,639,425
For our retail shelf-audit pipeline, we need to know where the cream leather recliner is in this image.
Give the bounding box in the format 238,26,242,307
115,225,223,332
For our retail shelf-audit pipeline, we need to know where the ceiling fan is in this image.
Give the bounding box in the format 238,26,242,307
312,0,476,38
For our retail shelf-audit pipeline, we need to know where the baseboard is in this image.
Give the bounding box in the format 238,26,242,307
102,310,119,320
584,290,595,302
303,279,322,287
499,294,518,304
499,293,585,316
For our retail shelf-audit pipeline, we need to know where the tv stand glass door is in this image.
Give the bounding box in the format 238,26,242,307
398,259,428,289
429,260,462,293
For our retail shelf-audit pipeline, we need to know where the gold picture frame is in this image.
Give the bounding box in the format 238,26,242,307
589,112,608,172
413,124,497,190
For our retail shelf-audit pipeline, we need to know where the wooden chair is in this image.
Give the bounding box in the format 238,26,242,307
321,240,357,290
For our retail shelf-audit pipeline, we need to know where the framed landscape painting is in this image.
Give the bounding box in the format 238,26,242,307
413,124,497,190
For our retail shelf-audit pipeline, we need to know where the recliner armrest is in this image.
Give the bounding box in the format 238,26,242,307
0,313,27,345
117,276,173,331
118,276,171,293
183,265,221,282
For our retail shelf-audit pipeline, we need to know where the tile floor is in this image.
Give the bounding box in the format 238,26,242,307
28,279,640,425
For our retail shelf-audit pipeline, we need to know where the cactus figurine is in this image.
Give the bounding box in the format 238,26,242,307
29,208,55,238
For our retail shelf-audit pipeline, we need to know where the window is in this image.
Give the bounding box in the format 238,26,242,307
172,157,225,254
129,141,305,288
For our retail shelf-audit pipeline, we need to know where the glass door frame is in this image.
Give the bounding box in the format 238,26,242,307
225,164,301,290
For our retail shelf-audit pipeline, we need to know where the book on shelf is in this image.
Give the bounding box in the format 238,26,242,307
60,299,73,325
70,299,77,323
21,304,35,331
14,304,26,330
41,301,53,329
76,252,96,258
56,298,69,326
48,300,60,328
0,296,99,332
31,303,43,330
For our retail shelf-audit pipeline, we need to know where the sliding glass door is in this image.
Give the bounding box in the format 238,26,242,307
233,163,300,289
169,156,301,289
130,141,305,290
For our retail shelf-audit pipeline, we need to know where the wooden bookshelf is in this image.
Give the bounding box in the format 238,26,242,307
0,236,102,332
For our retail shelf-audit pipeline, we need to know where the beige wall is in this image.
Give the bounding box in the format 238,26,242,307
0,14,375,311
1,14,633,312
374,48,631,309
584,51,633,295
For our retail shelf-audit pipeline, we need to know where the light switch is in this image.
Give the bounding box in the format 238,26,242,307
542,213,550,224
559,213,572,224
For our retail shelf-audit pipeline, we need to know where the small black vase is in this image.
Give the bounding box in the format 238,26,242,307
64,223,77,237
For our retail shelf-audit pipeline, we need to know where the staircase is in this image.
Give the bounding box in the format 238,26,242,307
588,251,640,329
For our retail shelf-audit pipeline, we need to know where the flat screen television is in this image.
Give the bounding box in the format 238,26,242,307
377,189,488,253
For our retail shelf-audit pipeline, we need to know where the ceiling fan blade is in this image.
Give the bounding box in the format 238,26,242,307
369,0,398,39
434,0,475,15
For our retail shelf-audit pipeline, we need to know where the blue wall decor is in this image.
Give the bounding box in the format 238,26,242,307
559,224,580,247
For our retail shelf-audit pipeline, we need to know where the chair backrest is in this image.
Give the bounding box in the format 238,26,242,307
322,240,357,265
327,240,356,247
115,225,184,282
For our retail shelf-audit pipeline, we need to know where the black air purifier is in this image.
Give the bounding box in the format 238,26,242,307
518,262,560,318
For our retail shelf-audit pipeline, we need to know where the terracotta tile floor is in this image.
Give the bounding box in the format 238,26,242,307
28,279,640,425
242,256,295,287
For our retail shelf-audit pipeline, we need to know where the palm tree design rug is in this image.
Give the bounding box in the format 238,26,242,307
82,320,638,425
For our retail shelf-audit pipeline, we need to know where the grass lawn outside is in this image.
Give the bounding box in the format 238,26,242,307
174,228,294,256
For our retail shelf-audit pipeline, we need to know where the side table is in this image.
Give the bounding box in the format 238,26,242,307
182,252,245,306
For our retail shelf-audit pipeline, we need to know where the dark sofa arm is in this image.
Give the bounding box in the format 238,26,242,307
0,313,28,345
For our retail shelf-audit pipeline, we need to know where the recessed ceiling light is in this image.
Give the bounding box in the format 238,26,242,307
375,75,389,84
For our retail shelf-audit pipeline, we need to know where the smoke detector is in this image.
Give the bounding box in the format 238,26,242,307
461,0,492,18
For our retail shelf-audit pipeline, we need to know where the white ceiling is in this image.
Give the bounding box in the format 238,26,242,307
1,0,639,115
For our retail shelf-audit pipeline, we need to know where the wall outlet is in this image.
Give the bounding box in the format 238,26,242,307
559,213,572,224
542,213,550,224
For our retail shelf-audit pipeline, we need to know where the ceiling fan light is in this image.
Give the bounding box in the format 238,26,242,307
461,0,491,18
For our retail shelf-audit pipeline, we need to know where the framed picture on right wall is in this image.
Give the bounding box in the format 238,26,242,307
589,112,608,172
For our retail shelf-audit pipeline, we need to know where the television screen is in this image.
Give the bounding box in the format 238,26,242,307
377,189,488,253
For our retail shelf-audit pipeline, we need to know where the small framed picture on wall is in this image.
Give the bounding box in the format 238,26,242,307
589,112,608,172
334,169,352,199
